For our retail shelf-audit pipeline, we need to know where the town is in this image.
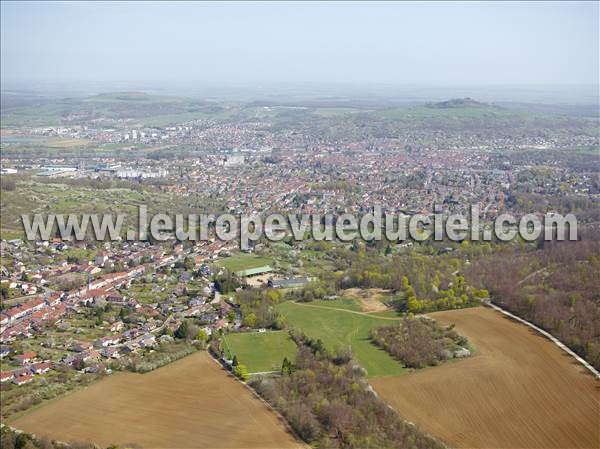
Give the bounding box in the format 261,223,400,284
1,1,598,445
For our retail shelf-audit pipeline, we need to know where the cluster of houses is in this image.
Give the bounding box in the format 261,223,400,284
0,232,298,389
59,330,157,369
0,261,149,345
0,239,171,294
0,294,66,342
0,351,53,386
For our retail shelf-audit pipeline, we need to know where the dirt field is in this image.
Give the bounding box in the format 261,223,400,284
342,288,390,312
9,352,303,449
371,306,599,449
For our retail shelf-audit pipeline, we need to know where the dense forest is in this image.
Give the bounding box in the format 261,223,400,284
370,317,470,368
284,247,487,313
250,331,446,449
234,288,287,329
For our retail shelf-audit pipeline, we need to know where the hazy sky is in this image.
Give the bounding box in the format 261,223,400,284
1,1,598,85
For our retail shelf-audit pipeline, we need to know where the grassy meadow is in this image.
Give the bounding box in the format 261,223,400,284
275,301,406,377
223,295,407,377
224,331,297,373
215,253,273,272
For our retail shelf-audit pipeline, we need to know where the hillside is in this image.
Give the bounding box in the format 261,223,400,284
426,97,491,109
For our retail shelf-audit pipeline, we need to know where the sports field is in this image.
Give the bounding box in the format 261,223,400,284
215,253,273,272
276,301,405,377
9,352,303,449
224,331,297,373
370,307,599,449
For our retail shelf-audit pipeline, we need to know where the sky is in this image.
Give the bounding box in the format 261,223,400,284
1,1,598,86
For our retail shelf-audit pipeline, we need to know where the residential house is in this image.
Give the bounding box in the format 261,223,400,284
138,333,156,348
13,374,33,385
0,346,11,358
14,351,36,365
71,341,93,352
30,361,52,374
110,321,125,332
94,336,120,348
100,347,121,359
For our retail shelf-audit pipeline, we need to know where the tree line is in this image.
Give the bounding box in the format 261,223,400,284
250,331,446,449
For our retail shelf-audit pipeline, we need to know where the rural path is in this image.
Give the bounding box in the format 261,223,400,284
486,301,600,379
289,301,401,320
517,267,548,286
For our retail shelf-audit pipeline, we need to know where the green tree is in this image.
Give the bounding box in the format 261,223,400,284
226,310,236,322
197,329,208,342
184,256,195,271
266,289,282,303
234,364,250,381
175,320,189,339
281,356,293,375
242,312,258,328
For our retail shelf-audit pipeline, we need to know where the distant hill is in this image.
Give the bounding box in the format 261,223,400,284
84,92,186,103
426,98,491,109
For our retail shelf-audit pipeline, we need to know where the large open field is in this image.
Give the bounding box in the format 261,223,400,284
224,331,298,373
8,352,303,449
370,306,599,449
276,301,405,377
215,253,273,272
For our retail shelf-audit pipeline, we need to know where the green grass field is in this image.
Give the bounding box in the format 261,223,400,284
276,301,406,377
224,331,297,373
308,297,363,311
215,253,273,272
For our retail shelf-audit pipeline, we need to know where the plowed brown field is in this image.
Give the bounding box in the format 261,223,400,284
370,306,599,449
8,352,303,449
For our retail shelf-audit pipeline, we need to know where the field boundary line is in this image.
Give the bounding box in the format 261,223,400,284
290,301,401,320
487,302,600,380
364,386,451,449
207,352,309,448
0,423,72,448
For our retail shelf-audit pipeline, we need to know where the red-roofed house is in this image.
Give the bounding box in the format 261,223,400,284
14,351,36,365
13,374,33,385
30,361,52,374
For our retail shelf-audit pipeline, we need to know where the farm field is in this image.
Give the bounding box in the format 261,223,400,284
224,331,297,373
215,253,273,273
8,352,303,449
370,306,599,449
276,301,406,377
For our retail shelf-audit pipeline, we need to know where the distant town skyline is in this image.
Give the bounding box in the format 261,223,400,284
1,1,598,86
